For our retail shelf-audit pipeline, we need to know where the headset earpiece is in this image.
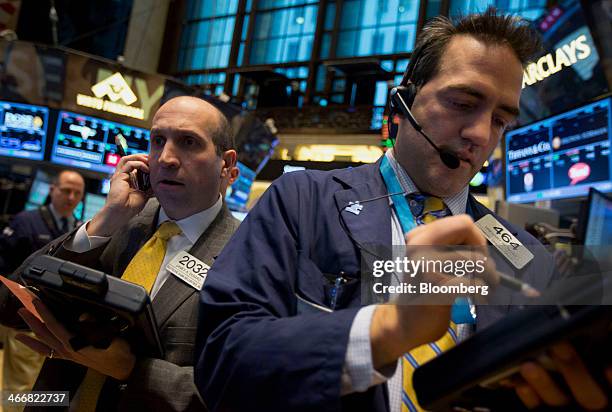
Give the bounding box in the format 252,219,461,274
387,45,421,143
389,85,422,133
404,83,417,109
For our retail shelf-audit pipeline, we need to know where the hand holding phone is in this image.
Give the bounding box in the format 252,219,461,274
115,134,151,192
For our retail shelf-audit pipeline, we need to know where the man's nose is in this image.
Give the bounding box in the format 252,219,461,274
158,142,180,167
461,111,493,148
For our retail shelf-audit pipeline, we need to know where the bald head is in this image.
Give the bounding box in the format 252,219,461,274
155,96,233,155
148,95,237,219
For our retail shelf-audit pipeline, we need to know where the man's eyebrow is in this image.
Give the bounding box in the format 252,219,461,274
150,127,193,134
445,85,520,118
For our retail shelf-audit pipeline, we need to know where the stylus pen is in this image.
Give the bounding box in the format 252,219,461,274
498,272,540,298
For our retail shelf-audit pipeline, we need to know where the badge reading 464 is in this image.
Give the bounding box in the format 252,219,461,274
475,214,534,270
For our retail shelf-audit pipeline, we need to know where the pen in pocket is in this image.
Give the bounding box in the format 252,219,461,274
329,273,347,310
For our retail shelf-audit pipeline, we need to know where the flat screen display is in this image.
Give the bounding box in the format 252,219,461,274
51,111,149,174
584,189,612,246
0,100,49,160
27,170,52,206
83,193,106,222
506,97,611,203
225,161,256,212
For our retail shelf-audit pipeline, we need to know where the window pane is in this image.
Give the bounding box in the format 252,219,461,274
360,0,377,27
179,5,236,70
315,66,327,92
395,23,416,53
249,4,317,64
336,0,419,57
324,3,336,31
320,33,331,59
337,30,356,57
340,0,360,29
357,28,375,56
380,0,399,25
374,81,388,106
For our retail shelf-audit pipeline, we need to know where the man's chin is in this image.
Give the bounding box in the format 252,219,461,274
421,171,472,197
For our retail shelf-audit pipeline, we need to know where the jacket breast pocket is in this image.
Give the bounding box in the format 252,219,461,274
163,326,196,366
295,251,360,313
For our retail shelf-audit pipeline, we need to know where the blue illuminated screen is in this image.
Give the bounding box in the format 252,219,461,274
506,97,611,203
0,100,49,161
51,111,150,174
584,189,612,246
83,193,107,222
225,161,256,212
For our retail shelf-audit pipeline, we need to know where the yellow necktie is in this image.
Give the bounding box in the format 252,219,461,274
121,221,182,292
402,194,456,412
76,222,181,412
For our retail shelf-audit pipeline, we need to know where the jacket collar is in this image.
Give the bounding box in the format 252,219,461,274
332,159,393,258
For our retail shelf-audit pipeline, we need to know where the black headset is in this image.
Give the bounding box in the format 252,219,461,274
387,44,423,140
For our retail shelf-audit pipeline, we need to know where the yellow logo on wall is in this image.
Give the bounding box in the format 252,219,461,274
76,72,145,120
91,72,138,105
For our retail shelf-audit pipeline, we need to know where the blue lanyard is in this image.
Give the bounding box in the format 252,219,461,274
379,155,417,234
379,155,475,325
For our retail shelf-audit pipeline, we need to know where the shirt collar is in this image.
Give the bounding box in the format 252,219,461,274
48,203,75,229
385,149,468,215
157,194,223,244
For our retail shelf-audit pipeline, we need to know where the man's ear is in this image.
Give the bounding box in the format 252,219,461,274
220,150,237,177
228,165,240,185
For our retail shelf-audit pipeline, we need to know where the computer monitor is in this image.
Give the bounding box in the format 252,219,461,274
27,170,52,207
50,111,150,174
82,193,106,222
0,100,49,161
506,96,612,203
225,161,256,212
582,188,612,246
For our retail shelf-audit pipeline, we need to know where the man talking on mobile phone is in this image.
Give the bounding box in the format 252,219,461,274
0,96,238,411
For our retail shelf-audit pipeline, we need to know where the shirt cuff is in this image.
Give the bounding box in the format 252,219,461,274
341,305,397,395
64,220,110,253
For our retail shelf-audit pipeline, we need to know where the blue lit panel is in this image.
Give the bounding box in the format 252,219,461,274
336,0,419,57
51,111,150,174
0,101,49,161
249,4,318,64
83,193,107,222
449,0,547,20
225,161,257,211
506,97,612,203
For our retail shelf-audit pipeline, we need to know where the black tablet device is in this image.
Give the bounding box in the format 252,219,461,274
413,273,612,411
21,255,163,358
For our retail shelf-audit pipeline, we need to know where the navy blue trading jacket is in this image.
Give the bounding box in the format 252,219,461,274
195,159,554,412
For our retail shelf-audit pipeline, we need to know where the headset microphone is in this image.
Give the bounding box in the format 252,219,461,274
389,87,461,170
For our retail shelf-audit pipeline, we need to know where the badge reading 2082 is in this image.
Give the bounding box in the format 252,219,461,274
475,214,534,270
166,251,209,290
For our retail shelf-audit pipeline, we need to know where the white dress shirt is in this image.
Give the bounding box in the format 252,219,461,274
342,150,470,412
66,195,222,300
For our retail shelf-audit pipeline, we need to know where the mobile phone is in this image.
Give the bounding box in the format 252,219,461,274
114,134,151,192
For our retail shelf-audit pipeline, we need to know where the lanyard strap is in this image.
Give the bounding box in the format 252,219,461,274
378,155,475,324
379,155,417,234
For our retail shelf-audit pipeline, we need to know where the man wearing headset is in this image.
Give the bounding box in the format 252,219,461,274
0,96,239,411
195,8,610,412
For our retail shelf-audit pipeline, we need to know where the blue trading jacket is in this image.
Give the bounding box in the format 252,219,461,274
195,159,554,412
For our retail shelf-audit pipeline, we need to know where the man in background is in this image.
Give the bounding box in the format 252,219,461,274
0,169,84,401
